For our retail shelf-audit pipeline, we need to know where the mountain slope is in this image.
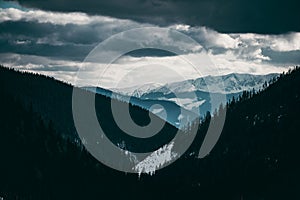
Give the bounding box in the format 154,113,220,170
116,73,278,96
0,65,299,200
109,73,278,127
187,68,300,199
83,86,198,128
0,66,178,152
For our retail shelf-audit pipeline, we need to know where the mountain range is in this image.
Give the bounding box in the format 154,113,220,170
87,73,278,128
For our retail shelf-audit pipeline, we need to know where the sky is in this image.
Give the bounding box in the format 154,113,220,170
0,0,299,89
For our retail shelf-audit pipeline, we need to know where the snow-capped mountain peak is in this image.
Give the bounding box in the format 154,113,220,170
112,82,163,98
113,73,278,98
102,73,278,128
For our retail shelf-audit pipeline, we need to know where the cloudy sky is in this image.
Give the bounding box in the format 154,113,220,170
0,0,299,88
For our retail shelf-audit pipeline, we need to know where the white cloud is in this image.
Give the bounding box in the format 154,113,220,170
1,6,299,55
200,27,240,49
0,7,128,25
268,33,300,52
175,27,300,63
231,32,300,52
175,26,240,49
1,51,289,90
14,39,31,45
174,24,191,31
0,6,299,88
208,50,290,75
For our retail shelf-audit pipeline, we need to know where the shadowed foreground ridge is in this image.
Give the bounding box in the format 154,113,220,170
0,65,299,199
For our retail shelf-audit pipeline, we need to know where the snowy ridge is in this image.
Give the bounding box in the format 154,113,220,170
111,73,278,117
113,82,163,98
85,73,278,129
190,73,279,94
114,73,278,96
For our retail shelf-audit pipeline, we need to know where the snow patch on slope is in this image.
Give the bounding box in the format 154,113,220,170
134,142,178,177
168,98,206,110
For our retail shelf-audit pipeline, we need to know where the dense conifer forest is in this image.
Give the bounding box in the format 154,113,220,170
0,65,299,200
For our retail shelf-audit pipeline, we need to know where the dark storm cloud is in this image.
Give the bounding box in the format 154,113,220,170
0,21,122,60
125,49,176,57
0,21,122,46
263,49,300,65
7,0,300,34
0,39,94,61
1,0,300,79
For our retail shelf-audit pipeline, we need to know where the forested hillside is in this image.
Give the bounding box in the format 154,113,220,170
0,65,299,200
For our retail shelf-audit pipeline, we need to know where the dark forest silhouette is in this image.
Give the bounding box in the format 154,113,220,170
0,65,299,200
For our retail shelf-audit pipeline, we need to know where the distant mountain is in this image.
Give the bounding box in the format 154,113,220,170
108,73,279,128
114,73,278,96
83,86,198,129
113,82,164,98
